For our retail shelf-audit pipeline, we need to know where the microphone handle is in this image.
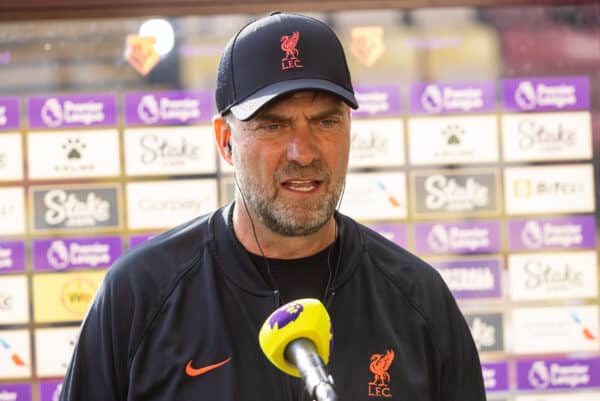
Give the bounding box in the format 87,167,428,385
285,338,338,401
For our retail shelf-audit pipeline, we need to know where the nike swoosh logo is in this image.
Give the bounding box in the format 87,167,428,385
185,357,232,377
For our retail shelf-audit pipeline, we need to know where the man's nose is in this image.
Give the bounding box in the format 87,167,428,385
286,123,318,165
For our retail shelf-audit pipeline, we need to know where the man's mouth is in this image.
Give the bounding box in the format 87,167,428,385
282,179,323,193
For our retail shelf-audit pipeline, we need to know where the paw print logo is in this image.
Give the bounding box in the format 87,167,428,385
62,138,86,160
442,124,464,145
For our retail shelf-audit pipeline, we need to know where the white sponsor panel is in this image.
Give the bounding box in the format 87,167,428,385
509,251,598,300
124,126,216,175
516,392,600,401
27,130,121,179
0,276,29,324
340,172,407,221
35,327,79,377
513,305,599,354
0,187,25,236
0,134,23,181
349,118,404,168
504,164,595,215
408,115,498,165
502,112,592,162
0,330,31,378
127,180,218,229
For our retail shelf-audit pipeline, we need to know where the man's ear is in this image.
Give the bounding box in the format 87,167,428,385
213,115,233,166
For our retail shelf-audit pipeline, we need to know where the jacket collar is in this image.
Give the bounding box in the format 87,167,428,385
209,202,365,296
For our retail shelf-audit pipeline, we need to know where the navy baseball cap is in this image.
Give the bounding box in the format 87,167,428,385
215,12,358,121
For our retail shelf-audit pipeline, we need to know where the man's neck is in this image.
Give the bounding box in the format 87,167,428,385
232,201,336,259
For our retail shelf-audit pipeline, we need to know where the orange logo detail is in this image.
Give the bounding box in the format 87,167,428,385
126,34,161,76
185,357,231,377
368,349,394,398
280,32,303,70
351,26,385,67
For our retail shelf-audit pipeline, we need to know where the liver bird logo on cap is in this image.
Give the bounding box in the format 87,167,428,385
280,32,303,70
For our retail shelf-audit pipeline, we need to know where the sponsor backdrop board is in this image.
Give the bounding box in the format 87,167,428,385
408,115,499,165
512,305,599,354
124,126,217,176
0,330,31,379
0,383,32,401
504,164,595,215
34,327,80,378
32,271,106,323
349,118,405,168
0,276,29,324
0,133,24,181
340,172,407,220
27,130,121,180
126,179,218,229
30,184,122,232
0,37,597,401
515,393,600,401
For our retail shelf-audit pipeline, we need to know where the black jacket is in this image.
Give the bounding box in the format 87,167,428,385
60,204,486,401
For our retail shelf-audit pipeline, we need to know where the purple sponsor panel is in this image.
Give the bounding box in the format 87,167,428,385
39,380,63,401
129,233,158,249
32,236,122,271
124,90,213,126
431,258,502,299
414,220,501,255
27,94,117,129
503,76,589,112
0,383,32,401
409,81,496,115
517,356,600,391
353,84,402,118
0,97,20,131
482,361,509,392
508,215,596,251
368,223,407,248
0,240,26,273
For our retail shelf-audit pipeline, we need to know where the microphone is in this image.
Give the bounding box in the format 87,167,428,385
259,298,337,401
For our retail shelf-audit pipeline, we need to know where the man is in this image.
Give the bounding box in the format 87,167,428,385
60,12,486,401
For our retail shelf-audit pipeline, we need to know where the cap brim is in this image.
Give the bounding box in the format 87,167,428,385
229,79,358,121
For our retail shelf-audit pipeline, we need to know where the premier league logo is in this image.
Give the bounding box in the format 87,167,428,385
421,85,443,114
269,303,304,330
515,81,537,110
41,98,64,127
137,95,160,124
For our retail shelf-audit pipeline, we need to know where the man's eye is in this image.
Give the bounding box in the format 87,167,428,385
260,122,283,131
320,118,338,127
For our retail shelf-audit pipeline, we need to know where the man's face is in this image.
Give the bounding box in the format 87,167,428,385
230,91,351,236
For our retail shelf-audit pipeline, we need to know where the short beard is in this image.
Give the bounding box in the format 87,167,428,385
235,160,344,236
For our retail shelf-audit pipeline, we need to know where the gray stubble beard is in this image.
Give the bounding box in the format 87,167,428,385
235,161,345,237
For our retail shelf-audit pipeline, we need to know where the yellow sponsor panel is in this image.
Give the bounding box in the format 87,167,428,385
32,271,106,323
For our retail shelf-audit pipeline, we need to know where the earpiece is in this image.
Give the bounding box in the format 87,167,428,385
225,140,232,154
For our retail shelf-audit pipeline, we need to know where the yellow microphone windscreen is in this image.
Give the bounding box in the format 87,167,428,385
258,298,333,377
